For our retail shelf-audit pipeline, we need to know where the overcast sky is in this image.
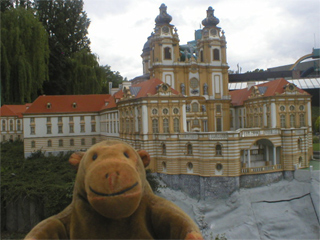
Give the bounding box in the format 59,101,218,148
83,0,320,80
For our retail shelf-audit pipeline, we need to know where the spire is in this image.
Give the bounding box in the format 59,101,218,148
155,3,172,25
202,6,219,27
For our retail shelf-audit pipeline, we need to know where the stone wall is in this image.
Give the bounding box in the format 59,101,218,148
158,171,295,200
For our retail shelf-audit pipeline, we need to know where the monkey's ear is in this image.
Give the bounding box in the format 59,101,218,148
69,152,85,170
137,150,150,168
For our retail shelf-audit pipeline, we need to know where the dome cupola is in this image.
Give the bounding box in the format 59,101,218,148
155,4,172,25
202,6,219,27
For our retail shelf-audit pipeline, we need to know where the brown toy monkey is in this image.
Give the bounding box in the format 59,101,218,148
25,140,203,240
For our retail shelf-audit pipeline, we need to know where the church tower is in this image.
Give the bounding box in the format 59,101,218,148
141,4,231,131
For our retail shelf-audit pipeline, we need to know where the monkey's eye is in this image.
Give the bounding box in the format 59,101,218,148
92,153,98,160
124,152,129,158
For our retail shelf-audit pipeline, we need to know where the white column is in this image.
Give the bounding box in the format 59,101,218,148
182,104,187,132
142,105,148,134
271,102,277,128
273,146,277,165
266,146,269,163
307,102,312,126
263,104,267,127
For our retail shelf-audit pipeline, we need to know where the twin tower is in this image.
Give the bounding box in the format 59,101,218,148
141,4,229,101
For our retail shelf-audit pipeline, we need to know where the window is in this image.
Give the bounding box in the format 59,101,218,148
161,143,166,155
9,120,13,131
81,138,85,146
47,126,52,134
47,117,51,123
59,139,63,147
280,106,285,111
216,163,223,171
216,105,221,113
289,105,295,111
174,118,179,132
80,116,85,121
91,124,96,132
58,117,62,123
69,116,73,122
47,140,52,147
298,138,302,150
162,108,169,115
72,102,77,108
187,143,193,155
193,119,199,126
299,105,304,111
70,139,74,146
164,47,171,60
17,120,21,131
280,115,286,128
163,119,169,133
200,50,204,62
190,78,199,89
300,114,305,127
173,108,179,114
216,118,222,132
216,144,222,156
126,119,129,133
31,141,36,148
58,125,63,133
213,49,220,60
91,116,95,121
92,138,96,145
192,103,199,112
152,108,158,115
2,120,6,131
162,162,167,172
203,120,208,132
152,119,159,133
30,126,35,135
69,125,74,133
47,103,51,109
30,117,35,123
290,114,295,128
80,124,85,133
187,162,193,173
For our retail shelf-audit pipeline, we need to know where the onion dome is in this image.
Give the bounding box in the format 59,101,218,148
155,4,172,25
202,7,219,27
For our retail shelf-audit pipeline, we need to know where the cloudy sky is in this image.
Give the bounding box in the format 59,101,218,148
83,0,320,80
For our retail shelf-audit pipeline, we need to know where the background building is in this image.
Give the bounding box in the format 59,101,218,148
0,4,314,199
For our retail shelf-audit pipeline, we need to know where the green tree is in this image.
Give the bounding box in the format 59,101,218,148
1,7,49,104
35,0,92,95
100,65,126,93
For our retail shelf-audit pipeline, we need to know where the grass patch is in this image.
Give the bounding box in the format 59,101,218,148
302,160,320,171
313,143,320,151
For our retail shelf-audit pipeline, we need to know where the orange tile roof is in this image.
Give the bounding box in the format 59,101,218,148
115,78,180,99
0,104,30,118
24,94,114,115
230,78,309,106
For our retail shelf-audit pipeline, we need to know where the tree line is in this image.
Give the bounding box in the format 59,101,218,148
1,0,125,105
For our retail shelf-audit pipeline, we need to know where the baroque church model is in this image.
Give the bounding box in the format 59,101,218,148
0,4,313,198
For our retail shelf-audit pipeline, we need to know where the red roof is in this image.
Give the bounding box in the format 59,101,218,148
0,104,30,118
230,78,309,106
24,94,115,115
115,78,180,99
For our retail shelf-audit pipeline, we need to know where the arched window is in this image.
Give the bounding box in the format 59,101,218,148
81,138,85,146
47,140,52,147
2,120,6,131
163,118,169,133
187,143,193,155
216,144,222,156
216,163,223,171
280,115,286,128
173,118,179,132
187,162,193,173
59,139,63,147
161,143,166,155
213,49,220,61
290,114,295,128
31,141,36,148
164,47,171,60
192,102,199,112
200,50,204,62
152,119,159,133
70,139,74,146
162,162,167,172
299,114,305,127
298,138,302,150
